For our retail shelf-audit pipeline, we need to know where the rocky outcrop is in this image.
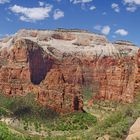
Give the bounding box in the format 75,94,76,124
0,29,139,113
126,118,140,140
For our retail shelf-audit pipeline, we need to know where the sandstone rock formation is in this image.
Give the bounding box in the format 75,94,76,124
0,29,139,113
126,118,140,140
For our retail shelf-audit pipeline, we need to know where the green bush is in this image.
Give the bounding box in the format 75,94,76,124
0,108,8,116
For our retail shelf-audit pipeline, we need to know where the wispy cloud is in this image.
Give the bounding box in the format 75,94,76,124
6,17,13,22
70,0,93,4
0,0,10,4
38,1,45,7
94,25,111,35
94,25,101,31
102,12,107,15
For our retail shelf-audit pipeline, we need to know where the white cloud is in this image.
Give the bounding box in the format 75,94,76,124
115,29,128,36
0,0,9,4
123,0,140,12
126,5,137,12
94,25,111,35
70,0,93,4
111,3,120,12
89,5,96,10
6,17,12,22
124,0,140,5
39,1,45,7
101,26,111,35
53,9,64,20
9,4,52,22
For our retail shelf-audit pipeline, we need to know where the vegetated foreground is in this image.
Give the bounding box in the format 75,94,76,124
0,29,140,139
0,91,140,140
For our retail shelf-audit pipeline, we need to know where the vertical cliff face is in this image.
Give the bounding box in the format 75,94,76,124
134,49,140,94
95,56,137,102
28,43,54,85
0,29,139,113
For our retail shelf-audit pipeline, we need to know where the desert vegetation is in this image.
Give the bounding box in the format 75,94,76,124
0,92,97,139
0,91,140,140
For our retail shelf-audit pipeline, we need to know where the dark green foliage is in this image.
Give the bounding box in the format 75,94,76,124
0,93,59,120
49,112,97,131
0,108,8,116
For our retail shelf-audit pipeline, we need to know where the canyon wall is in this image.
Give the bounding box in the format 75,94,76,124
0,29,139,113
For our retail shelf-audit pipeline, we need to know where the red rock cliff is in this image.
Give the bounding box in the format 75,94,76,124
0,29,139,113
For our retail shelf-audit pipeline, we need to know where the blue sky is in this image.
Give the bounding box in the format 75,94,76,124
0,0,140,46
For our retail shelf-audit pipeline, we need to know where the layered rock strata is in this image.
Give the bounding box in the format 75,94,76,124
0,29,139,113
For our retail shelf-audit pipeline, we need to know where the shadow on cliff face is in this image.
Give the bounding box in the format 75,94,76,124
74,96,79,111
28,47,53,85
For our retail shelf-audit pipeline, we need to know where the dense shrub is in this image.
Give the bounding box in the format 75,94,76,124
49,112,97,131
0,93,59,120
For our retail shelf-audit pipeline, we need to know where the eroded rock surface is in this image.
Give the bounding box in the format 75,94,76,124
0,29,139,113
126,118,140,140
